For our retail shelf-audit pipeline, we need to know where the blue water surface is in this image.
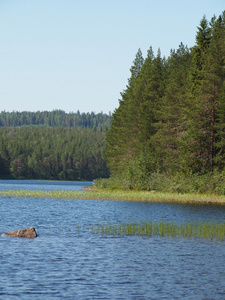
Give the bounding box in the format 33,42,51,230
0,179,92,191
0,180,225,299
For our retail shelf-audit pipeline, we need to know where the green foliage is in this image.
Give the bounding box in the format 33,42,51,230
95,170,225,195
0,111,111,181
104,11,225,193
0,127,109,180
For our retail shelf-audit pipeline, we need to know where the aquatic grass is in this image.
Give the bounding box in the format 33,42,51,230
33,219,225,241
1,188,225,205
91,221,225,241
0,189,85,199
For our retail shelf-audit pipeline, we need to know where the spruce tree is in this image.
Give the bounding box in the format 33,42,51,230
181,13,225,173
105,49,144,176
155,43,191,174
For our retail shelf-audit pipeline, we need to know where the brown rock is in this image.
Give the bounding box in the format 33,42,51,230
1,227,37,238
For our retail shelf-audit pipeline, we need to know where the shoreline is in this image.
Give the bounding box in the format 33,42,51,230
1,187,225,205
82,188,225,205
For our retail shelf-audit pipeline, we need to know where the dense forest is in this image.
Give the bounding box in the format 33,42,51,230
0,110,112,130
0,127,109,181
99,12,225,194
0,111,111,180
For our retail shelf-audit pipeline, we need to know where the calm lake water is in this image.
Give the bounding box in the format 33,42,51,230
0,180,225,299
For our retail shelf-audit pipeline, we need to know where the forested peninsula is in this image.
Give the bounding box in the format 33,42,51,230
0,111,111,180
97,12,225,195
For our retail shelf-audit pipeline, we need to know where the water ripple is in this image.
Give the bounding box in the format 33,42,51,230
1,180,225,299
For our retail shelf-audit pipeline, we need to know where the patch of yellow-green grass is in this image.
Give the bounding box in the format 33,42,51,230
1,187,225,205
82,187,225,205
0,189,85,199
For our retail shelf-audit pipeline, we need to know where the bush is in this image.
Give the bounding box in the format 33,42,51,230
95,170,225,195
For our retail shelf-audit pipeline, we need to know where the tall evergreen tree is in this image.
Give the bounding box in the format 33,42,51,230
182,13,225,173
155,43,191,174
105,49,144,175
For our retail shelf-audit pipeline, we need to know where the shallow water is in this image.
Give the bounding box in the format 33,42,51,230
0,180,225,299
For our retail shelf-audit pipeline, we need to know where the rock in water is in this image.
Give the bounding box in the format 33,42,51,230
1,227,37,238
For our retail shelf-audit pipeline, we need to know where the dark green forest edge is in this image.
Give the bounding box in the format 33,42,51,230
0,111,111,180
96,12,225,195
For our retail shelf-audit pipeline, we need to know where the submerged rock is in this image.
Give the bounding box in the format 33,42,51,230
1,227,37,238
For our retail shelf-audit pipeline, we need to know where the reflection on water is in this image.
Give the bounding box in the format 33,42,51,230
0,180,225,299
0,179,92,191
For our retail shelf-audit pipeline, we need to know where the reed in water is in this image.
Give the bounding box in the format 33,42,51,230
91,221,225,241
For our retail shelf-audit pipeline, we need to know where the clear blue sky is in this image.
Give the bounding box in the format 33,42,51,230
0,0,224,114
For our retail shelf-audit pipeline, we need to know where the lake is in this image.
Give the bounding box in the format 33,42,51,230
0,180,225,299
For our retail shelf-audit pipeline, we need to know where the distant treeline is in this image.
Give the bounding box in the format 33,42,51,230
0,127,109,180
0,110,112,130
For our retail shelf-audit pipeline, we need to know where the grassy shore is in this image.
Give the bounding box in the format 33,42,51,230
1,187,225,205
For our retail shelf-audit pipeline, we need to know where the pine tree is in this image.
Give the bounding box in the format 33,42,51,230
211,12,225,169
155,43,191,174
181,13,225,173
